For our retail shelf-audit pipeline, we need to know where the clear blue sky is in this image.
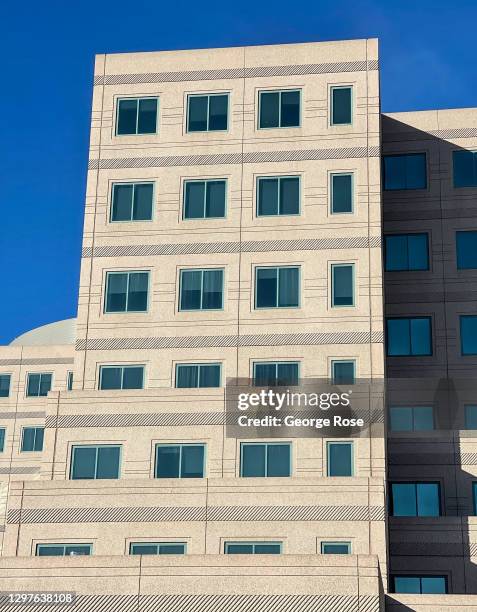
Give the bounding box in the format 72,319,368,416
1,0,476,344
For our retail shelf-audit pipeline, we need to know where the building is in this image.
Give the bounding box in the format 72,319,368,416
0,38,476,611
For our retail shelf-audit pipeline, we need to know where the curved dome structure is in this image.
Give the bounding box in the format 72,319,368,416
10,318,77,346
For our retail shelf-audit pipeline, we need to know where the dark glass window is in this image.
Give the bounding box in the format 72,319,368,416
386,317,432,356
0,374,11,398
385,234,429,271
331,264,354,306
383,154,427,190
187,94,228,132
392,576,447,594
175,364,221,388
473,482,477,515
255,267,300,308
453,150,477,187
331,361,355,385
240,443,291,477
67,372,73,391
36,544,92,557
331,87,352,125
321,542,351,554
456,231,477,269
116,98,158,135
179,269,224,310
465,405,477,429
253,362,299,386
259,90,300,129
130,542,186,555
461,315,477,355
70,445,121,480
327,442,353,476
21,427,44,452
26,373,52,397
99,366,144,390
390,482,440,516
105,271,149,313
257,176,300,216
225,542,282,554
111,183,154,222
389,406,434,432
0,428,5,452
331,173,353,213
155,444,205,478
183,180,226,219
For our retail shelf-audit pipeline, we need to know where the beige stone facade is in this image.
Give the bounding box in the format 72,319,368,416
0,38,475,611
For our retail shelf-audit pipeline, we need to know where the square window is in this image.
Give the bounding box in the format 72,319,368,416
26,373,52,397
327,441,353,476
155,444,205,479
0,374,11,398
111,183,154,222
456,231,477,269
116,98,158,135
385,234,429,271
331,361,355,385
175,364,221,388
257,176,300,216
461,315,477,355
70,445,121,480
179,269,224,311
383,153,427,190
331,87,352,125
104,271,149,313
330,173,353,214
255,267,300,308
331,264,354,307
259,90,300,129
187,94,228,132
183,180,226,219
386,317,432,356
240,443,291,477
21,427,44,452
453,150,477,187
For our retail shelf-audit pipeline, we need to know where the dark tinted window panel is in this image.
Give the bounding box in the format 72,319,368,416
456,231,477,269
453,150,477,187
383,154,427,190
331,87,352,125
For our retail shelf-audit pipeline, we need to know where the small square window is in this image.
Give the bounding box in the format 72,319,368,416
257,176,300,216
21,427,44,452
116,98,158,135
327,441,353,476
26,373,52,397
104,271,149,313
70,445,121,480
331,361,355,385
240,443,291,477
179,269,224,311
331,87,352,125
0,374,11,398
386,317,432,356
330,173,353,214
187,94,228,132
385,234,429,271
155,444,205,478
383,154,427,190
183,180,226,219
259,90,300,129
111,183,154,222
255,267,300,309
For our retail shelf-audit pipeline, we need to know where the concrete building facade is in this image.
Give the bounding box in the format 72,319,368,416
0,38,476,611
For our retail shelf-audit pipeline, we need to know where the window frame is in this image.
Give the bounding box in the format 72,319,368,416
388,405,435,432
25,372,53,398
109,182,155,223
331,263,355,308
389,481,441,517
383,152,428,191
254,265,301,310
20,426,44,452
36,543,93,557
178,268,225,312
452,149,477,188
257,89,302,130
256,175,301,217
252,361,300,386
224,541,283,554
386,316,433,357
154,443,206,479
384,233,430,272
326,441,354,477
66,371,73,391
330,172,354,215
320,541,352,554
0,373,11,398
115,97,159,136
98,365,145,391
129,542,187,555
104,270,150,314
330,360,356,385
391,575,448,595
239,442,292,478
186,93,230,133
182,179,228,220
174,363,222,388
330,85,353,127
70,444,122,480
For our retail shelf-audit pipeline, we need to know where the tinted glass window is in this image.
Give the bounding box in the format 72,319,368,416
465,405,477,429
327,442,353,476
241,443,291,477
332,361,355,385
456,231,477,269
70,445,121,480
225,542,281,554
130,543,186,555
453,150,477,187
155,444,205,478
176,364,221,388
257,177,300,216
461,315,477,355
21,427,44,452
331,264,354,306
331,87,352,125
184,180,226,219
389,406,434,432
105,271,149,313
111,183,153,222
256,267,299,308
26,373,52,397
0,374,11,398
386,318,432,356
383,154,427,190
259,90,300,128
331,174,353,213
117,98,157,135
187,95,228,132
253,362,299,386
393,576,446,594
37,544,92,557
385,234,429,271
390,482,440,516
179,269,224,310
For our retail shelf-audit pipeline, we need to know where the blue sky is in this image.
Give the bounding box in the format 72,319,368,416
1,0,476,344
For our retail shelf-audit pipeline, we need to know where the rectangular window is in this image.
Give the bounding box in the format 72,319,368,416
0,374,11,398
257,176,300,216
255,266,300,309
225,542,282,554
240,443,291,477
116,98,158,135
389,406,434,432
21,427,44,452
330,86,352,125
321,542,351,554
70,445,121,480
0,428,5,452
453,150,477,187
183,180,226,219
36,544,92,557
456,231,477,269
465,405,477,429
331,264,354,307
259,90,300,129
330,173,353,214
392,576,447,594
187,94,228,132
461,315,477,355
104,271,149,313
331,361,355,385
111,183,154,222
99,365,144,390
390,482,440,516
179,269,224,311
175,363,221,388
385,234,429,271
253,362,299,387
386,317,432,356
155,444,205,478
130,542,186,555
67,372,73,391
327,441,353,476
26,373,52,397
383,153,427,190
